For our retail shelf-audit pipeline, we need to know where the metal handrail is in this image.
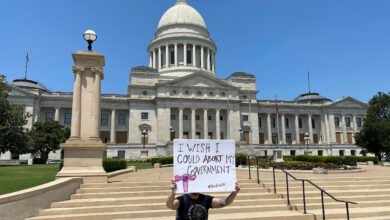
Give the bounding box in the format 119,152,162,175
247,155,260,184
275,167,357,220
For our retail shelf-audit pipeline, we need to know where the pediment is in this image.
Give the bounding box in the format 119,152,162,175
162,71,235,89
8,85,37,97
328,96,369,108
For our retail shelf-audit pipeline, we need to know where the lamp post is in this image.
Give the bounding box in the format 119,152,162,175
239,127,243,142
83,30,97,51
169,126,174,141
304,132,310,150
142,130,147,149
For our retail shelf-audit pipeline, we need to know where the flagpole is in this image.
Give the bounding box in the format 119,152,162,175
25,52,29,80
275,94,280,149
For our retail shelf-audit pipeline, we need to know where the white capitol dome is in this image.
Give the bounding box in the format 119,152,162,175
157,0,207,30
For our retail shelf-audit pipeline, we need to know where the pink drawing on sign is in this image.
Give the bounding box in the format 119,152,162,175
175,174,197,192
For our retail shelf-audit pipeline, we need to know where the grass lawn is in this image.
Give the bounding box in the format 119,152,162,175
128,161,153,170
0,164,59,195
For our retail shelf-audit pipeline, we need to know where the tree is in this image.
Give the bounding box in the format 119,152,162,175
355,92,390,160
27,120,70,163
0,74,29,155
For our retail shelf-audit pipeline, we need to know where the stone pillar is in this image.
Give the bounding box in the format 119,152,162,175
352,114,357,144
165,45,169,68
149,53,152,67
127,106,131,144
193,44,196,67
191,108,196,139
183,43,187,66
267,113,272,144
57,50,107,183
281,114,286,144
216,109,220,140
295,114,300,144
174,44,178,67
213,52,216,73
324,114,331,145
179,108,183,139
308,114,313,141
207,48,210,70
341,114,347,144
153,50,156,69
201,46,204,69
70,69,82,137
54,107,60,121
110,109,116,144
158,47,162,69
203,109,208,139
320,115,326,144
329,114,336,144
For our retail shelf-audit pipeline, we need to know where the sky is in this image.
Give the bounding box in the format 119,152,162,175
1,0,389,102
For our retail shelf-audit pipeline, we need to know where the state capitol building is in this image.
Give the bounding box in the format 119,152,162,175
2,0,368,161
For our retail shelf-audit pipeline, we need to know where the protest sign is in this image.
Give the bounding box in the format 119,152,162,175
173,139,236,193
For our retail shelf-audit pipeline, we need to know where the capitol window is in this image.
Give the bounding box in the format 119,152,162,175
101,114,108,125
299,118,303,128
142,90,147,96
345,117,351,127
171,114,176,120
45,112,54,122
334,117,340,127
357,118,362,127
64,113,72,125
141,112,148,120
209,91,214,96
172,90,177,95
195,115,200,120
187,50,192,64
170,51,175,64
183,115,188,120
312,119,316,128
271,118,276,128
243,115,249,121
185,90,190,95
118,114,126,125
221,92,226,97
197,91,202,96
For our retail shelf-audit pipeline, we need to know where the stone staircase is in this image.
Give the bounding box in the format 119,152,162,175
26,174,390,220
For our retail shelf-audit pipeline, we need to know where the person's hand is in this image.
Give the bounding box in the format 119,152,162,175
170,179,177,192
234,182,240,193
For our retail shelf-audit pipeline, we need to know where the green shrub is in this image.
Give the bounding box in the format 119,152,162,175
151,156,173,165
357,156,378,164
236,154,247,166
103,158,127,172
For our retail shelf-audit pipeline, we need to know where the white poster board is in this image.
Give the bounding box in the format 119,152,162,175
173,139,236,193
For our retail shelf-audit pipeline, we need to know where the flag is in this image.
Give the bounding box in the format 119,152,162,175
26,52,29,62
275,95,279,115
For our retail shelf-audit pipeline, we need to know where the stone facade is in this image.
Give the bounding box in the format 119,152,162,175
1,0,369,161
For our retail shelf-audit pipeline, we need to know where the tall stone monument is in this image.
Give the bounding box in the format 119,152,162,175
56,50,107,183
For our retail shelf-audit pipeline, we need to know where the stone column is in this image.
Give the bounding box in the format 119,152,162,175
57,50,107,183
216,109,220,140
179,108,183,139
341,114,347,144
281,114,286,144
174,44,178,67
110,109,116,144
207,48,210,70
191,108,196,139
329,114,336,143
165,45,169,68
352,114,357,144
193,44,196,67
91,69,102,139
149,53,152,67
183,43,187,66
320,115,326,144
308,114,313,141
158,47,162,69
213,52,216,73
201,46,204,69
127,106,131,144
203,109,208,139
54,107,60,121
267,113,272,144
70,68,82,138
153,50,156,69
324,114,331,145
294,114,300,144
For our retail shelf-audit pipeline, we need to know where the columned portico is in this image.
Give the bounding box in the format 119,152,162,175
179,107,183,139
267,113,271,144
203,108,208,139
216,109,220,139
110,109,116,144
295,114,300,144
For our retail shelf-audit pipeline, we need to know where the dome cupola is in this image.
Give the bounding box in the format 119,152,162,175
147,0,217,79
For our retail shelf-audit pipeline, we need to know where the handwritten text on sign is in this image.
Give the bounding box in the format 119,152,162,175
174,139,236,193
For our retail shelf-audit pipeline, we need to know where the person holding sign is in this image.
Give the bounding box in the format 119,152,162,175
168,139,240,220
166,179,240,220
